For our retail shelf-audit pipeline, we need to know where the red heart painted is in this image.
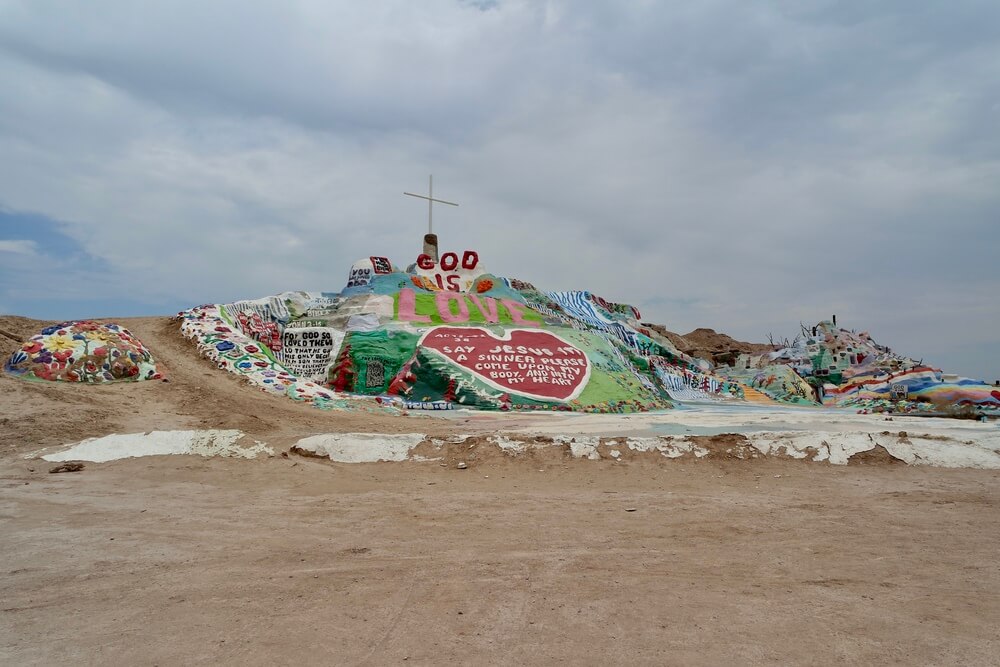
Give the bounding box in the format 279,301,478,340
419,327,591,401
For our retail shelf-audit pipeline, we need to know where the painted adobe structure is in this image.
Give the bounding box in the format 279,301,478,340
175,249,998,414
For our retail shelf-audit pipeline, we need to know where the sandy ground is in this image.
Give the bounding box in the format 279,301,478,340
3,315,1000,664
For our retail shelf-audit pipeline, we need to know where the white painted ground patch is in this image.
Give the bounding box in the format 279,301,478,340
33,409,1000,469
293,433,428,462
745,431,1000,469
41,430,272,463
552,435,711,460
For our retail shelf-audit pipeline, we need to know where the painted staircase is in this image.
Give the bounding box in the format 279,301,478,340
739,385,776,404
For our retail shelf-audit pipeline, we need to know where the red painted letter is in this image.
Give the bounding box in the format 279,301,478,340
440,252,458,271
462,250,479,270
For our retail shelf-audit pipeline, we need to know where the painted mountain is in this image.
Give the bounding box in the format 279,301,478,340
177,251,1000,414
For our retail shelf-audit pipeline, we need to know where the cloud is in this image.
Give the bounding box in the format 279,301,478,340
0,239,37,255
0,0,997,379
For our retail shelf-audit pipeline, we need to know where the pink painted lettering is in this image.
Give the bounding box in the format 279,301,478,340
435,292,469,323
398,288,431,323
468,294,499,323
501,299,541,327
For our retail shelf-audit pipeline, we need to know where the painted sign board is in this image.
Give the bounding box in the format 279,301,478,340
419,326,591,401
276,327,343,381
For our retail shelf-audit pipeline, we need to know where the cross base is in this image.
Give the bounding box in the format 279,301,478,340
423,233,439,263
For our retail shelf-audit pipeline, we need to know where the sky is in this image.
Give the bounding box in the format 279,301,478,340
0,1,998,381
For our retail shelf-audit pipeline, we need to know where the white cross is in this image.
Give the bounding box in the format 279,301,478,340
404,175,458,235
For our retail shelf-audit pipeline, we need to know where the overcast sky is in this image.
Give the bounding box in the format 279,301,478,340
1,1,998,380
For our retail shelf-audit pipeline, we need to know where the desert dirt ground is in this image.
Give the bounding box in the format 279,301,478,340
2,316,1000,665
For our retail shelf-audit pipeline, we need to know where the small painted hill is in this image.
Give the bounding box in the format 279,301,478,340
4,320,161,383
718,320,1000,412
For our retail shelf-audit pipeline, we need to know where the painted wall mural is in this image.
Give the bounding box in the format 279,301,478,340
5,321,161,383
178,300,398,414
544,290,661,357
715,364,813,405
653,358,745,402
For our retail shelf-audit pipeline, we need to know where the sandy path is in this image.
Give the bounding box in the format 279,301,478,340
2,455,999,665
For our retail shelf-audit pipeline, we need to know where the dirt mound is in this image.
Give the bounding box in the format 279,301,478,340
688,433,763,460
679,328,775,365
848,444,906,465
0,315,58,359
640,323,691,352
408,435,573,469
641,323,773,365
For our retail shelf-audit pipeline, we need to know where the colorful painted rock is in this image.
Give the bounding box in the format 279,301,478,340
4,321,160,383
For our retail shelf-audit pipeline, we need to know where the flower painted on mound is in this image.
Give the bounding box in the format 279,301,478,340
53,350,73,363
85,329,113,344
22,341,43,355
93,346,109,357
47,335,77,353
215,341,235,352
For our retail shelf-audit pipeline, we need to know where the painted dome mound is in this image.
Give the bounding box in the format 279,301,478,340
5,321,160,383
